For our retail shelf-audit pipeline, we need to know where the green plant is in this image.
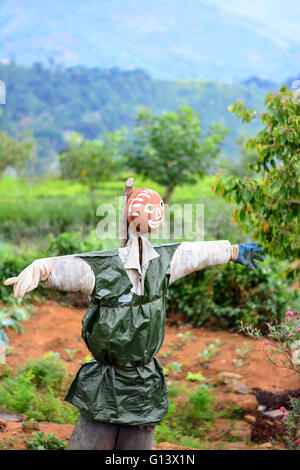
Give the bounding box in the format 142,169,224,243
25,432,67,450
22,352,66,390
46,231,100,257
215,85,300,279
0,131,34,179
160,349,171,358
177,331,193,342
0,353,79,424
232,341,251,367
127,106,228,203
241,310,300,449
64,348,80,361
0,302,35,348
165,362,183,376
198,339,221,362
283,398,300,449
168,256,299,331
81,354,93,364
236,342,250,358
0,437,16,450
240,312,300,373
59,130,124,213
155,384,216,449
22,419,40,432
185,371,206,382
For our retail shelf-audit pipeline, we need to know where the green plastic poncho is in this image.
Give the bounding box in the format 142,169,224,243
65,243,180,425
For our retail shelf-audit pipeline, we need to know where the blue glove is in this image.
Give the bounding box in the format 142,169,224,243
235,242,264,270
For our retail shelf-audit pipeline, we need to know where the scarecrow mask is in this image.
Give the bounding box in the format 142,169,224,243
127,187,165,233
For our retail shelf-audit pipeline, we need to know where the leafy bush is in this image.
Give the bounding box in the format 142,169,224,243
0,232,101,303
22,352,66,390
168,257,299,331
155,384,216,448
241,310,300,449
46,231,101,256
0,303,34,347
25,432,67,450
0,353,79,424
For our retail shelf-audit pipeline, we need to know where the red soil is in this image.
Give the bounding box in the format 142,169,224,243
0,300,298,450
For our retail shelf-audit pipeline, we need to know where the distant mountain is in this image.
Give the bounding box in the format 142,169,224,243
1,0,299,82
0,63,274,174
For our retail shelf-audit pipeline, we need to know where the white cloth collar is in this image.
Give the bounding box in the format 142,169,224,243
120,230,160,275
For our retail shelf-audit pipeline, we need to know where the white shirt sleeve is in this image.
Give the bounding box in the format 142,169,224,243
42,255,95,295
169,241,233,284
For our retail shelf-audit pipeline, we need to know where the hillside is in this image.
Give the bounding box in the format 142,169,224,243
0,63,272,174
1,0,300,82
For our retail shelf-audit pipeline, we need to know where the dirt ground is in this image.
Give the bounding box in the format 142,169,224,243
1,300,299,451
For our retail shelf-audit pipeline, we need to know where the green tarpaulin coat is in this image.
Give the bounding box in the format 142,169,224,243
65,243,180,425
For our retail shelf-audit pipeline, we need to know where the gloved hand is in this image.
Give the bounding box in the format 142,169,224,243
235,242,264,270
3,258,56,298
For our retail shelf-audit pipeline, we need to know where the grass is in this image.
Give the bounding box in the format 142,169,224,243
0,173,243,247
154,383,243,449
0,352,79,425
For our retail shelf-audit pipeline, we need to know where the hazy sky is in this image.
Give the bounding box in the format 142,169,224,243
210,0,300,44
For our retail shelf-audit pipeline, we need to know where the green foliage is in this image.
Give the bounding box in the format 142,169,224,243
47,231,101,256
0,63,267,173
0,302,34,348
0,437,16,449
241,311,300,374
25,432,67,450
215,86,300,278
59,131,124,191
0,131,35,177
197,339,221,362
21,419,40,432
155,384,216,448
185,371,206,382
0,232,101,304
127,106,228,202
168,257,299,331
0,353,79,424
0,175,241,243
23,352,66,390
283,398,300,449
221,135,259,178
165,362,183,376
241,310,300,449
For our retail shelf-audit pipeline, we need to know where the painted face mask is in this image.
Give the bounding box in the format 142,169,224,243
127,187,165,233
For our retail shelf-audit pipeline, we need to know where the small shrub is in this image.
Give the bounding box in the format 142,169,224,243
25,432,67,450
46,232,101,257
0,353,79,424
23,352,66,390
185,371,206,382
168,257,299,331
22,420,40,432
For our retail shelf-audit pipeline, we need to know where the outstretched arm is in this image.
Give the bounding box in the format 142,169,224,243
169,240,264,284
4,255,95,298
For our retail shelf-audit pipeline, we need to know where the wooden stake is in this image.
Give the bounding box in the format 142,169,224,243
120,177,134,247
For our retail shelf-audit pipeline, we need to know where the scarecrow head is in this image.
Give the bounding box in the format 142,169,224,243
127,187,165,234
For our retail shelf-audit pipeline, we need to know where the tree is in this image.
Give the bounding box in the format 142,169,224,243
220,135,258,178
0,130,34,179
59,129,125,185
214,85,300,278
127,106,228,203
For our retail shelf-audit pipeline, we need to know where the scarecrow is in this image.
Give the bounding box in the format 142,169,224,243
4,179,264,450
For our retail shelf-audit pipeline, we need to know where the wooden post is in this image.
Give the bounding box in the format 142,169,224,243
120,177,134,247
